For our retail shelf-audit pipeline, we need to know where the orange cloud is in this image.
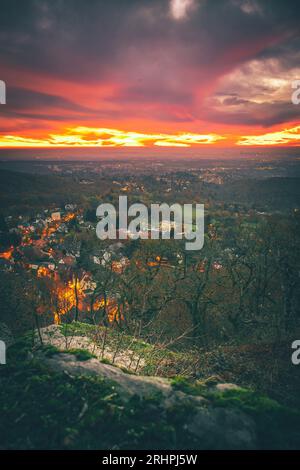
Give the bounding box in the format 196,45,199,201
238,125,300,146
0,126,225,147
1,125,300,148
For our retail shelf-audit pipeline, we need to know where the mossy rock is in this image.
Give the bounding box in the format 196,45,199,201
40,344,61,357
63,348,97,361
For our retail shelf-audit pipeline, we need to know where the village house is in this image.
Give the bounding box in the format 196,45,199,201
51,212,61,221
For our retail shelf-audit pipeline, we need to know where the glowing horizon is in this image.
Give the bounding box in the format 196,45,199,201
0,127,225,148
0,125,300,148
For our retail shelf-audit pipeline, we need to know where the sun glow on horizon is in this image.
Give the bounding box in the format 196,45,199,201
0,126,225,148
238,125,300,146
0,125,299,148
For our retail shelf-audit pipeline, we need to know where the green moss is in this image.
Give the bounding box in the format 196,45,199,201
171,375,191,390
40,344,61,357
200,375,223,387
63,348,97,361
60,322,95,338
0,360,198,450
206,388,300,449
170,377,300,448
171,376,206,396
120,367,135,375
100,357,112,365
206,388,282,413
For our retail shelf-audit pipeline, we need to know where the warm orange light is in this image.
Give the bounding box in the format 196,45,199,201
90,297,123,323
53,275,122,324
238,125,300,146
63,213,76,222
0,126,225,147
2,124,299,148
54,277,83,323
0,246,13,260
37,266,51,278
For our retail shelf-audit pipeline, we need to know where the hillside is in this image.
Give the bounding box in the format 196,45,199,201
0,169,110,215
1,169,300,217
217,177,300,210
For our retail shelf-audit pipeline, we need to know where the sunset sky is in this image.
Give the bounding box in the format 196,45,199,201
0,0,299,148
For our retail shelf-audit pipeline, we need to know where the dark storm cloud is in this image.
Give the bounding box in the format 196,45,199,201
7,87,91,112
109,84,194,105
1,86,104,123
0,0,299,126
222,95,250,106
203,99,300,127
0,0,299,79
1,84,138,124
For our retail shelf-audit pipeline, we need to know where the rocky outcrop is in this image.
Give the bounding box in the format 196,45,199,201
44,352,257,449
37,324,145,371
